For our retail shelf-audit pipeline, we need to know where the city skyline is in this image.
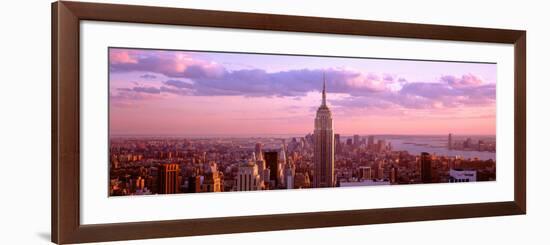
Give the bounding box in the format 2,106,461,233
109,48,496,136
109,57,496,197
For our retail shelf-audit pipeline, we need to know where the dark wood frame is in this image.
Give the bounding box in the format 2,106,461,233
52,1,526,244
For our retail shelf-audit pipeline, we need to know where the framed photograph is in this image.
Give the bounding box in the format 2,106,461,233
52,1,526,244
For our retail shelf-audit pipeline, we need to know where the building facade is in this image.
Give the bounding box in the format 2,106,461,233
449,169,477,182
277,148,287,188
235,158,263,191
334,133,341,154
359,166,373,180
201,162,222,192
264,151,278,188
420,152,432,183
157,163,180,194
284,160,296,189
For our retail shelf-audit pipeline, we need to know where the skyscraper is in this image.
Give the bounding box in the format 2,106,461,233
157,163,180,194
377,139,387,152
448,133,452,150
313,75,335,188
390,165,398,184
187,175,201,193
254,151,270,186
334,133,341,154
201,162,222,192
277,147,287,187
420,152,432,183
367,136,375,150
235,157,263,191
294,172,311,189
353,134,360,146
255,142,263,161
284,160,296,189
359,166,373,180
264,151,279,187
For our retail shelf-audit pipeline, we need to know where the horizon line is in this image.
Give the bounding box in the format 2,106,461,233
110,133,497,138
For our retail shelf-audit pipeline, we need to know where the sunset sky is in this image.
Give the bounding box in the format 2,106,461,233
109,48,496,136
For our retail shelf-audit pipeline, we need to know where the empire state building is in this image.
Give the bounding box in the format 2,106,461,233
313,75,335,188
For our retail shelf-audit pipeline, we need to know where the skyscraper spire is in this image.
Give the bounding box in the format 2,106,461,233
322,73,327,106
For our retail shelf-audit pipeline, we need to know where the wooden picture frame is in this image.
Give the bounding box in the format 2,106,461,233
51,1,526,244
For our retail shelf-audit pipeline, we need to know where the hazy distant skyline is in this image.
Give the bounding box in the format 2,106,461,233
109,48,496,136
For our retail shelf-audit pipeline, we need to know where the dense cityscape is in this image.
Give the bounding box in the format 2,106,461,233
109,80,496,196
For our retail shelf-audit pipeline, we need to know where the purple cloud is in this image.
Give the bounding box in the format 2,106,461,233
117,86,161,94
110,49,390,97
191,68,389,97
400,82,459,99
159,86,193,96
383,74,394,82
333,74,495,110
110,49,495,111
442,74,483,88
110,49,225,79
163,79,194,89
139,74,157,80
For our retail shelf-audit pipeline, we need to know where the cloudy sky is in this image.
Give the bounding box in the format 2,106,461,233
109,48,496,136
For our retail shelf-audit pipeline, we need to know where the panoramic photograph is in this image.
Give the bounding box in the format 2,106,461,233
108,47,496,196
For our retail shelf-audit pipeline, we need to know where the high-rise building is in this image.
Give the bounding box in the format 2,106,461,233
294,172,311,189
235,158,263,191
390,166,398,184
110,154,119,169
187,175,201,193
262,168,271,189
157,163,180,194
284,161,296,189
367,136,375,150
201,162,222,192
359,166,373,180
353,134,360,146
334,133,341,154
254,152,265,171
255,142,263,161
263,151,279,187
277,148,287,187
377,139,386,152
448,133,452,150
313,75,335,188
420,152,432,183
254,152,270,187
377,164,385,180
305,133,314,145
132,176,145,192
464,137,473,148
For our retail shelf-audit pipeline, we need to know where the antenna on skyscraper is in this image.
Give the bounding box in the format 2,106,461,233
322,72,327,106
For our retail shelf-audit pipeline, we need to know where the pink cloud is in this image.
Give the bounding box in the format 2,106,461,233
109,49,139,64
339,70,389,92
443,73,484,88
109,89,164,108
109,48,225,79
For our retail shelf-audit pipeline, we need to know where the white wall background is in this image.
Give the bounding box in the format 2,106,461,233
1,0,547,244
